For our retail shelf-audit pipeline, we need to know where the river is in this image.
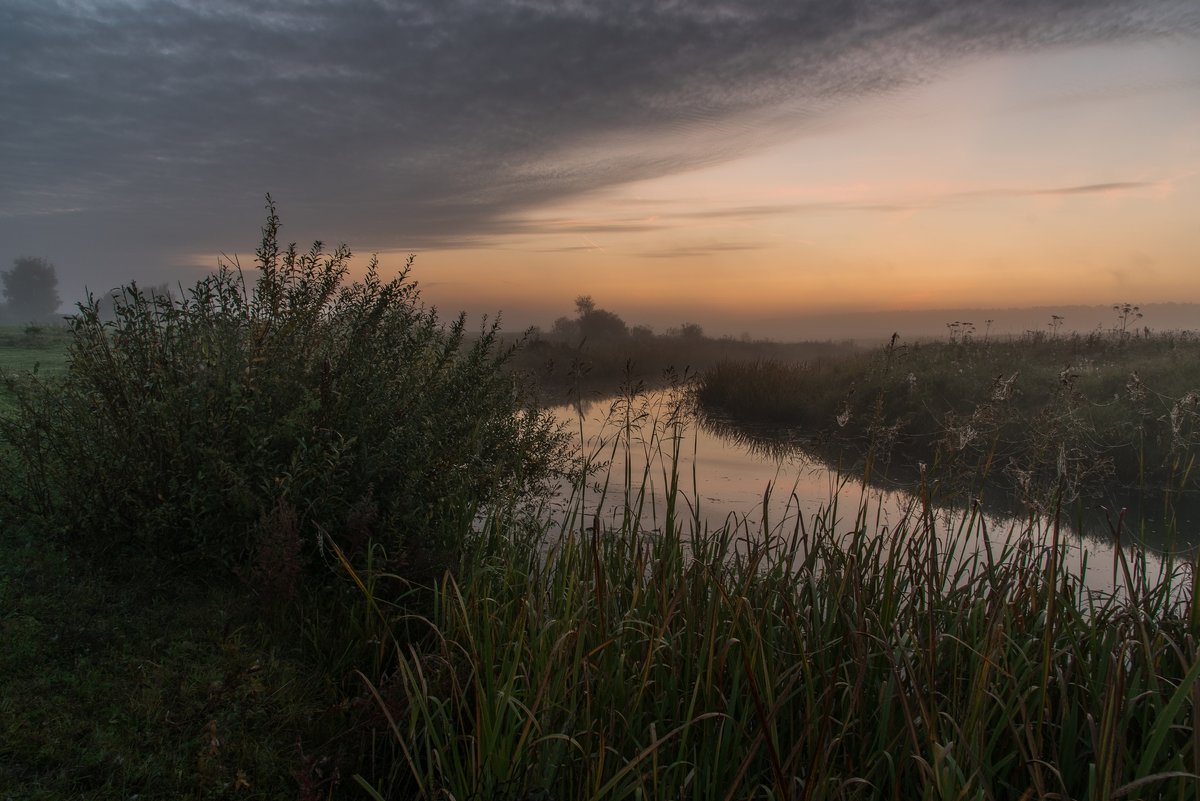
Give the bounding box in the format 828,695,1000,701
548,388,1197,595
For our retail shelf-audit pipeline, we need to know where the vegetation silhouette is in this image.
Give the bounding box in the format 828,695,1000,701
1,256,60,321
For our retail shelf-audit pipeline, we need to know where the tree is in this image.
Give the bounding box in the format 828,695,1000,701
551,316,580,340
578,306,628,341
550,296,629,342
2,257,61,319
630,324,655,341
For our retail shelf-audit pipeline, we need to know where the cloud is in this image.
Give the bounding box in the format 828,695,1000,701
528,245,602,254
1,0,1197,282
634,243,768,259
1030,181,1154,196
497,178,1169,238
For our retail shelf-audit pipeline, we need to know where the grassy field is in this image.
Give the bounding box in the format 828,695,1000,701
5,402,1200,798
0,326,69,386
346,390,1200,799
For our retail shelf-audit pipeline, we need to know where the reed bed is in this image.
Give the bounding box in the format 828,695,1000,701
350,392,1200,800
696,331,1200,509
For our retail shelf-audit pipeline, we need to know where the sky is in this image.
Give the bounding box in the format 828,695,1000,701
2,0,1198,337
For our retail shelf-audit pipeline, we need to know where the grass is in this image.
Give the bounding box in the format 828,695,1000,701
507,329,859,403
3,368,1199,799
348,389,1200,799
697,329,1200,507
0,521,351,799
3,260,1199,799
0,325,68,412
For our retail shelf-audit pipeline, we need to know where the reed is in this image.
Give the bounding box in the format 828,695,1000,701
697,331,1200,506
349,390,1200,800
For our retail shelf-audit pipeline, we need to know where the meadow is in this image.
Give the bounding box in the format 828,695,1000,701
2,209,1198,798
0,326,68,403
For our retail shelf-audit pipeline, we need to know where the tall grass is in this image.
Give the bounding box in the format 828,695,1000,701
697,331,1200,508
348,391,1200,800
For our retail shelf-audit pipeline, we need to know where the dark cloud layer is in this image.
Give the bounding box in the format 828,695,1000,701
1,0,1196,286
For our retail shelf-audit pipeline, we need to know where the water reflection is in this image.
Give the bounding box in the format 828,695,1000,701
550,389,1196,594
701,403,1200,554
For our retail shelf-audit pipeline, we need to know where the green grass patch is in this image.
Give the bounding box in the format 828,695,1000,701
0,325,69,412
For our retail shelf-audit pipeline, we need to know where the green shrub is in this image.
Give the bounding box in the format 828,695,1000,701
0,199,568,579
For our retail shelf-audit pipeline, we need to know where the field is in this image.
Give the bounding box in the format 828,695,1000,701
2,226,1199,798
0,326,69,397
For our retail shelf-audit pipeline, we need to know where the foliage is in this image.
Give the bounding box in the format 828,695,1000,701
5,367,1199,799
551,295,630,342
1,256,61,321
670,321,705,340
697,330,1200,506
353,392,1200,799
517,313,857,404
0,199,568,578
0,522,350,800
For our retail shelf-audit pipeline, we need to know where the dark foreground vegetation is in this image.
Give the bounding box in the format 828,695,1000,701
698,328,1200,511
2,206,1199,798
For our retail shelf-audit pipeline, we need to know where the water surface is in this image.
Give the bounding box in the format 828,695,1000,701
549,390,1196,594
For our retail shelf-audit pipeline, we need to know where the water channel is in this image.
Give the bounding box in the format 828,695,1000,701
548,389,1198,596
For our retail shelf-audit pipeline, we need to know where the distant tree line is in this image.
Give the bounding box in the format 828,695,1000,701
544,295,705,343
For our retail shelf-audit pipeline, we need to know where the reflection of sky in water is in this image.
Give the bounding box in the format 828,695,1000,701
551,392,1193,596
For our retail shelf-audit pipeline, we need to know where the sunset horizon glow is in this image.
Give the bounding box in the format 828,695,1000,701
2,2,1197,339
398,38,1200,335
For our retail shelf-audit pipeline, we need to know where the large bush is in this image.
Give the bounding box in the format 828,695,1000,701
0,200,567,577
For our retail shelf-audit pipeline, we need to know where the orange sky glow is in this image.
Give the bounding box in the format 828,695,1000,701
396,40,1200,336
4,3,1198,340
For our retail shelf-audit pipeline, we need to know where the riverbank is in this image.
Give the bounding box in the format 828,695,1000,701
697,330,1200,509
3,234,1199,796
6,438,1200,798
505,329,859,404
